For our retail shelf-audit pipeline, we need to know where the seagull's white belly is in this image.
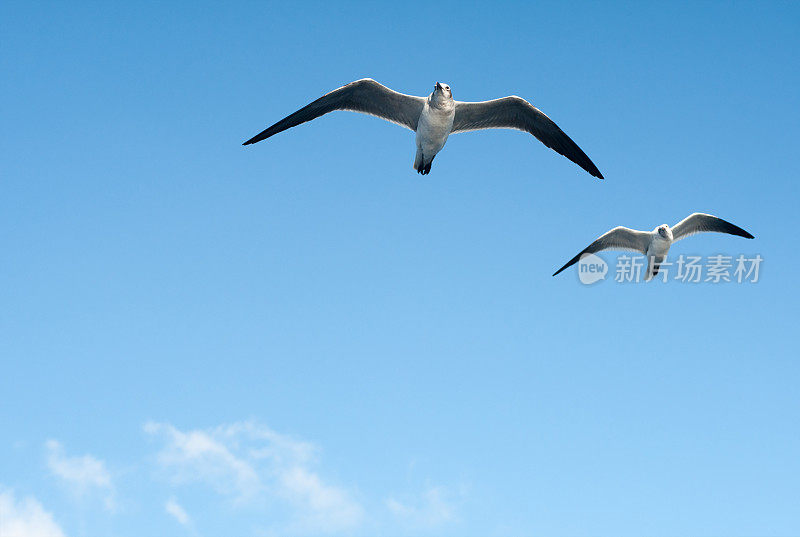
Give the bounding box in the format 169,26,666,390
416,104,454,156
646,239,671,260
645,239,672,280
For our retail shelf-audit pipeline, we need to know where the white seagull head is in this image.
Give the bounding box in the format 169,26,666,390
433,82,453,100
655,224,673,241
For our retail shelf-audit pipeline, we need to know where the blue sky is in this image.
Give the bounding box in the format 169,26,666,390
1,1,799,536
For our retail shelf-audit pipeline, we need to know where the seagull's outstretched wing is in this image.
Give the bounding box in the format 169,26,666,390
243,79,426,145
671,213,754,242
451,97,603,179
553,227,650,276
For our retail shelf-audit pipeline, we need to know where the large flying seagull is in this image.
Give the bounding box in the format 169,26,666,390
243,79,603,178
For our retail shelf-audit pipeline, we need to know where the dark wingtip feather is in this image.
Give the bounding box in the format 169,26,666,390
584,160,603,179
242,133,266,146
552,259,575,277
727,221,755,239
573,149,603,179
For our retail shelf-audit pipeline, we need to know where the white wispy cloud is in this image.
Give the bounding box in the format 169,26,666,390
386,485,460,527
144,420,364,532
142,422,260,500
278,465,364,530
45,440,115,511
165,497,191,526
0,487,66,537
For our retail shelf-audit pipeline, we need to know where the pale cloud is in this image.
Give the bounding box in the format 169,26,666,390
45,440,115,511
144,420,364,532
165,497,191,526
386,485,459,527
0,487,66,537
142,422,260,500
279,466,364,530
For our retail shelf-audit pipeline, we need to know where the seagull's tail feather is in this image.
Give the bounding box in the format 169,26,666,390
413,149,424,174
414,152,434,175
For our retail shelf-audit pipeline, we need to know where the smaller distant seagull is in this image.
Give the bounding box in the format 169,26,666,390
243,78,603,178
552,213,754,280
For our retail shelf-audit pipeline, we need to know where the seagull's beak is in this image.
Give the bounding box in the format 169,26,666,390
435,82,442,91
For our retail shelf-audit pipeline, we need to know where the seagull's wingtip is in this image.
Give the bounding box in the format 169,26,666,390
583,164,603,179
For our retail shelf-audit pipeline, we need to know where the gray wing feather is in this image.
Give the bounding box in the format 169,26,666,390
671,213,754,242
243,79,425,145
553,227,650,276
451,97,603,179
